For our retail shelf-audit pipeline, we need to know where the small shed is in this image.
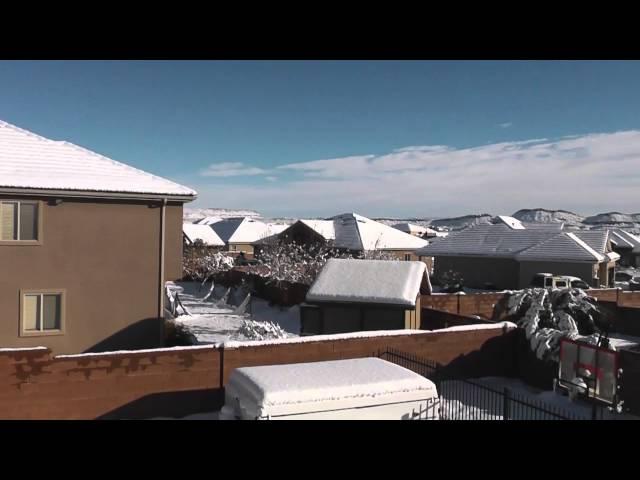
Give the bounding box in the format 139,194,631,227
300,259,429,335
218,358,439,420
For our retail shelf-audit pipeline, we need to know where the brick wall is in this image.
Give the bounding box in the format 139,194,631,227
422,308,496,330
0,326,514,419
0,346,221,419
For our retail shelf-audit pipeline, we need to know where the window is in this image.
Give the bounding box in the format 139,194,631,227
0,201,39,241
571,280,590,289
404,254,411,261
20,291,64,335
555,281,567,288
230,245,237,251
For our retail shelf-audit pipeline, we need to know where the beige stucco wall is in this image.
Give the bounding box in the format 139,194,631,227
0,196,185,354
386,250,422,261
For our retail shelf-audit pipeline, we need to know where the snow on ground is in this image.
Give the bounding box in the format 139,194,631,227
439,376,639,420
171,281,300,344
608,332,640,351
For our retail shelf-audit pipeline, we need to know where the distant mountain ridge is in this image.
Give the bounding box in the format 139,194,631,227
512,208,584,225
429,214,493,230
183,208,640,234
183,207,262,223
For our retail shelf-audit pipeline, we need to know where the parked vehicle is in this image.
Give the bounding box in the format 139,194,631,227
530,273,591,290
614,271,640,291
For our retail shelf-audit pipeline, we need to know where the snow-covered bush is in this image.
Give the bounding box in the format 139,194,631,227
253,239,352,286
253,237,397,286
504,287,611,362
183,245,235,284
238,318,288,341
437,269,465,293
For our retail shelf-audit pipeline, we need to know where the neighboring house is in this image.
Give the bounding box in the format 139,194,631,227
194,216,223,225
257,213,429,261
392,222,427,237
300,259,429,335
608,229,640,267
0,119,196,354
210,217,277,257
416,215,619,289
183,223,225,249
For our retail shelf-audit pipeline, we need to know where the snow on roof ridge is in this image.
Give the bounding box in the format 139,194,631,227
57,139,197,196
496,215,525,230
566,232,605,261
0,119,197,197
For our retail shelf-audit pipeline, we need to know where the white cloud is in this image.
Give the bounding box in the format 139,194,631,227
499,122,513,128
200,162,268,177
265,176,278,182
191,131,640,218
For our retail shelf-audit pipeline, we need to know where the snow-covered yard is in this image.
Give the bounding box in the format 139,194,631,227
168,281,300,344
439,376,638,420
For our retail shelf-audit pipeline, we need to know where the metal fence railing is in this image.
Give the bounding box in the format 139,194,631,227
378,348,602,420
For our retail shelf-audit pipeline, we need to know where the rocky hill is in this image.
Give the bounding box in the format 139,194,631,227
512,208,585,226
429,214,494,230
583,212,640,225
183,207,262,223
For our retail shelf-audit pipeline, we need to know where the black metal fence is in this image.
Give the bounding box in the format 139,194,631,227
378,348,603,420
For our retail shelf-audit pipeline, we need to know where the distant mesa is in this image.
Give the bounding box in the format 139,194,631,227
183,207,640,235
429,214,493,230
183,207,263,224
583,212,640,225
511,208,584,226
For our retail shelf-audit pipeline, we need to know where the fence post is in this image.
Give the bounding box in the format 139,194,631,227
503,387,511,420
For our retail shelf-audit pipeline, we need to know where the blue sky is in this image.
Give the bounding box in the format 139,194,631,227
1,60,640,218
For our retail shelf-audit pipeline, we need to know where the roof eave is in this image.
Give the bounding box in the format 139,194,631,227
0,186,197,203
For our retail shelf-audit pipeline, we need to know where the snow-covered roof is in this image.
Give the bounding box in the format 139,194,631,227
609,229,640,253
210,217,270,244
183,223,225,247
195,216,223,225
271,215,427,251
266,224,289,235
392,222,428,236
416,222,611,263
496,215,525,230
0,119,196,200
572,230,610,255
330,213,429,251
300,219,336,240
225,358,437,418
306,258,426,306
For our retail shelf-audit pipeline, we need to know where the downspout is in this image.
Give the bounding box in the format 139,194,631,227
158,198,167,345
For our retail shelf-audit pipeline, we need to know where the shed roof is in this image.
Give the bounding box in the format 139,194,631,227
306,258,426,306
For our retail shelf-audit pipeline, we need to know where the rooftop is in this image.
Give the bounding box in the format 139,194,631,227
0,120,196,200
306,258,427,307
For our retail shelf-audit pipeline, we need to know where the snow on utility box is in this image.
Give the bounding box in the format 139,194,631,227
219,358,439,420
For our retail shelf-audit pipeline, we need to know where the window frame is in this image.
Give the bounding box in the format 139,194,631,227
0,199,43,245
404,253,411,261
19,289,66,337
